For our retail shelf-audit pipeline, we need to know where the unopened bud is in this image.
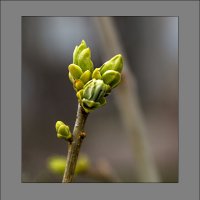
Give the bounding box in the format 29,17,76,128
80,79,108,112
57,125,72,140
55,121,65,132
74,79,84,91
83,79,107,102
92,68,102,79
73,40,87,65
80,70,92,84
78,48,93,72
100,54,123,75
68,64,83,80
55,121,72,141
102,70,121,88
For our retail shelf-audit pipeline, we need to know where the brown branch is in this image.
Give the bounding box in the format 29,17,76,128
62,103,89,183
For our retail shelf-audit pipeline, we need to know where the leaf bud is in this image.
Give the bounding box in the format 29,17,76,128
73,40,87,65
92,68,102,79
55,121,72,141
100,54,123,75
102,70,121,88
80,70,92,84
68,64,83,80
78,48,93,72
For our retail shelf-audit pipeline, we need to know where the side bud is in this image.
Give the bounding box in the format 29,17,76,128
100,54,123,75
68,64,83,80
55,121,65,132
102,70,121,88
57,125,72,140
55,121,72,141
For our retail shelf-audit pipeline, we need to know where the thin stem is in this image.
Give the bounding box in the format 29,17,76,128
62,103,89,183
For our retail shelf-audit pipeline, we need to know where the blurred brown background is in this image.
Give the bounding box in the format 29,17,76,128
22,17,178,183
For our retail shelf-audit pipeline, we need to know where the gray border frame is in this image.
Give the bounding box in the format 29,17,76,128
1,1,199,200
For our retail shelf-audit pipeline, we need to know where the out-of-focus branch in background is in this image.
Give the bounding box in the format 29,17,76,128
93,17,160,182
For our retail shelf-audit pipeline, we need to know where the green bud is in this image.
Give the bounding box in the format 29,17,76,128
55,121,65,132
80,70,92,84
73,40,87,65
68,72,74,83
57,124,72,140
100,54,123,75
80,79,108,112
68,64,83,80
83,79,107,102
104,84,112,96
78,48,93,72
74,79,84,91
102,70,121,88
92,68,102,79
72,40,93,73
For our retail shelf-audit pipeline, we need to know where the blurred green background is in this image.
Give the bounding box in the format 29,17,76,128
22,17,178,183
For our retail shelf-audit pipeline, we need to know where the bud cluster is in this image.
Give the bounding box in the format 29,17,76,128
68,40,123,113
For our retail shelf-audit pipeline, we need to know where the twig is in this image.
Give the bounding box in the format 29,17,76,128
93,17,160,182
62,103,89,183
